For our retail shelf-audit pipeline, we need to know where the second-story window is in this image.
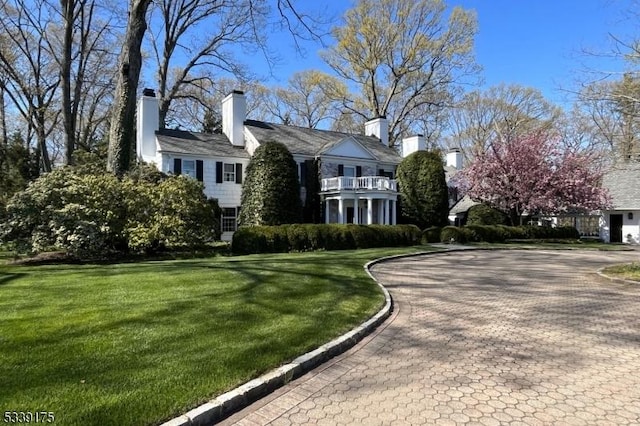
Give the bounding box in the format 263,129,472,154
182,160,196,179
343,166,356,177
216,161,243,184
223,163,235,182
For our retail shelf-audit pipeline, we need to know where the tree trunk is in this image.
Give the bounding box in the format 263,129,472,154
60,0,75,165
106,0,152,176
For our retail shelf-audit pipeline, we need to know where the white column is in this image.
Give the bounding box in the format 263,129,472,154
325,200,330,224
353,196,359,224
367,198,373,225
377,200,384,225
385,199,390,225
338,198,344,224
391,200,397,225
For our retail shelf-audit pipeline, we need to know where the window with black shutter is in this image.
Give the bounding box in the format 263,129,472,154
216,161,223,183
196,160,203,182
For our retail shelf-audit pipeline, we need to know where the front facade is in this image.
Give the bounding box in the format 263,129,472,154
598,163,640,244
137,90,431,240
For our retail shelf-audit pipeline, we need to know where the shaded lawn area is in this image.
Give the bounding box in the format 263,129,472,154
0,246,437,426
602,262,640,282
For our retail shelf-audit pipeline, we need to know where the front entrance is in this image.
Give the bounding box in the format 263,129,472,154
610,214,623,243
346,207,354,224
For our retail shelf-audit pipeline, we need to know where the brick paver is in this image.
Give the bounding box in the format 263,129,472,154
219,250,640,425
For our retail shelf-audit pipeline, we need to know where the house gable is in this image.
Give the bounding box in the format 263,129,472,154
320,136,377,160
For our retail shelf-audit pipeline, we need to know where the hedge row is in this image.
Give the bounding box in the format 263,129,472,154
232,224,421,254
435,225,580,244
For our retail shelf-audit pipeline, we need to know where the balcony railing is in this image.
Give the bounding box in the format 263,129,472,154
321,176,397,192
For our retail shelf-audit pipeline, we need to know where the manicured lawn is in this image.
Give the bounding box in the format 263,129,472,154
0,246,437,426
601,262,640,282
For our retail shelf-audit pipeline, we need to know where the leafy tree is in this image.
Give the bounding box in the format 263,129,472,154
0,132,38,212
459,132,611,225
323,0,479,147
239,141,302,226
396,150,449,229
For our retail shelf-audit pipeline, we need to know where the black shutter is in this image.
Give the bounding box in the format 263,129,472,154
338,164,344,176
196,160,203,182
174,158,182,175
356,166,362,177
235,163,243,184
216,161,223,183
300,161,308,187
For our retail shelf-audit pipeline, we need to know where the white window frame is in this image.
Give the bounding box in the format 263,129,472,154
182,159,196,179
343,166,356,177
222,207,238,233
223,163,235,182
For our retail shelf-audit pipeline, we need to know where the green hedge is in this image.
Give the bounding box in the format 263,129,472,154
421,226,442,244
439,225,580,243
232,224,421,254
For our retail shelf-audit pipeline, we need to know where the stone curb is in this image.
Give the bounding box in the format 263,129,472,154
159,251,407,426
596,267,640,285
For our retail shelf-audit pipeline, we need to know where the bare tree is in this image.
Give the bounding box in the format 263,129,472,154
107,0,326,175
53,0,118,164
322,0,479,147
260,70,347,128
107,0,152,175
447,84,561,162
0,0,62,172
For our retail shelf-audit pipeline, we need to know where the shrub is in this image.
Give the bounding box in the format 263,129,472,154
440,226,472,243
238,141,302,226
439,224,580,244
466,204,509,226
1,167,220,259
232,224,420,254
396,150,449,229
422,227,442,244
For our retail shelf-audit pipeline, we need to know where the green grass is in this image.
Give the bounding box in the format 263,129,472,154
601,262,640,281
0,245,437,426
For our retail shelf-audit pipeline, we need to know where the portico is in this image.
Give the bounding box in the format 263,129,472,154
321,176,398,225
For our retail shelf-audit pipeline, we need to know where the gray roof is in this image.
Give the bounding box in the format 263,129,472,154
449,195,480,216
156,129,250,159
602,162,640,210
244,120,402,164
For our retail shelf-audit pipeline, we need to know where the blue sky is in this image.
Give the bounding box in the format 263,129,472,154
261,0,634,107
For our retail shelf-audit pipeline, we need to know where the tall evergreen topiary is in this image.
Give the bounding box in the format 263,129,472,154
396,150,449,229
239,141,302,226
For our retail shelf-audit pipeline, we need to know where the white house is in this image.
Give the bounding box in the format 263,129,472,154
137,89,452,240
598,163,640,244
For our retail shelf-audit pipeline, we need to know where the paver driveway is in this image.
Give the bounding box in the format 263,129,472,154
220,250,640,425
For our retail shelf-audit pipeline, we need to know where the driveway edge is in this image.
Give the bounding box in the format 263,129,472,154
596,267,640,285
159,249,433,426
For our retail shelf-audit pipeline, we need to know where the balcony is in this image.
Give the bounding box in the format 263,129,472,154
321,176,397,192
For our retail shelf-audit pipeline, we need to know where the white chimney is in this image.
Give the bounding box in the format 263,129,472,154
222,90,246,147
402,135,426,158
137,88,159,162
365,116,389,147
446,148,463,170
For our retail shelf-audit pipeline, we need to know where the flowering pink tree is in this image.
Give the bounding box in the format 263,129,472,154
458,132,611,225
